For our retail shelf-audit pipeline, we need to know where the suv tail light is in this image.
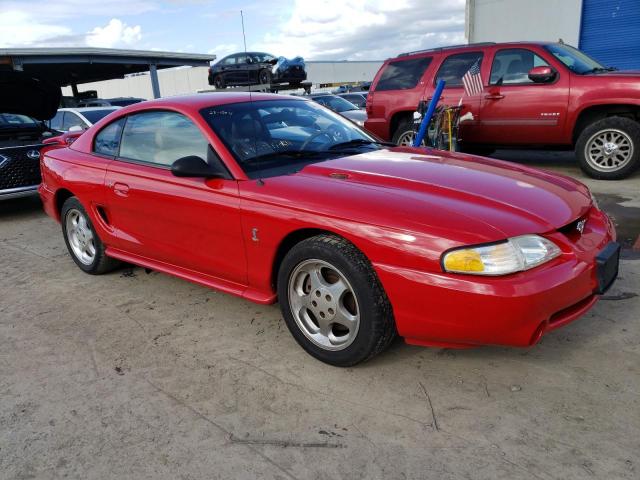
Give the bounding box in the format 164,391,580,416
366,91,373,115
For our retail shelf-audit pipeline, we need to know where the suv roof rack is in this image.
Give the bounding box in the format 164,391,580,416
397,42,496,57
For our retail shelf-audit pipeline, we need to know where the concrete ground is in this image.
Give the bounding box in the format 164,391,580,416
1,152,639,480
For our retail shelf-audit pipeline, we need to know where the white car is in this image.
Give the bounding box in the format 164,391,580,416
47,107,120,133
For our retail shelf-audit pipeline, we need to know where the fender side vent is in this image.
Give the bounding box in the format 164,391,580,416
96,206,110,225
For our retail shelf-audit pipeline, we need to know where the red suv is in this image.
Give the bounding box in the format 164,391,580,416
365,42,640,180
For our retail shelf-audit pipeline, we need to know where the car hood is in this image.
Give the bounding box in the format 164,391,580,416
340,109,367,122
298,148,592,241
0,71,61,120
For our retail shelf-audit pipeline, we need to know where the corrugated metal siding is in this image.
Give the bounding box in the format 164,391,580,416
579,0,640,70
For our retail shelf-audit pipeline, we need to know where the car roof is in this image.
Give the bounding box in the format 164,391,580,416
395,41,558,59
115,92,306,113
58,107,121,112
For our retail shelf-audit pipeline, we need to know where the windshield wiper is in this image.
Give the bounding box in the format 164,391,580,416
584,66,617,74
245,149,340,164
328,139,395,150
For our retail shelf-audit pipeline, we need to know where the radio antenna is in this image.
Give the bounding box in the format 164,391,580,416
241,10,251,97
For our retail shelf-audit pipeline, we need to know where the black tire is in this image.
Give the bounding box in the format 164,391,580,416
213,75,226,89
277,234,396,367
460,145,495,156
61,197,120,275
392,119,419,146
259,69,272,85
575,116,640,180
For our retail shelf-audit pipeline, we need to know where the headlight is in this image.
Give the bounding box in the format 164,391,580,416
442,235,561,276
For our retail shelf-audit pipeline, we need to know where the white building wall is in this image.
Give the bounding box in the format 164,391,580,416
466,0,583,46
62,61,383,100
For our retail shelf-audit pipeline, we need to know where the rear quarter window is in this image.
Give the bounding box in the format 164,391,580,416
435,52,484,87
375,57,432,91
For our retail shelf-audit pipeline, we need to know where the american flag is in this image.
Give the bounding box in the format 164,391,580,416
462,59,483,97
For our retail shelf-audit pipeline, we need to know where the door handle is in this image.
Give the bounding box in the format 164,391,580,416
113,182,130,197
484,94,504,100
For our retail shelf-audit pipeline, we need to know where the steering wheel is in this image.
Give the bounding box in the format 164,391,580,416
327,123,349,142
300,131,334,151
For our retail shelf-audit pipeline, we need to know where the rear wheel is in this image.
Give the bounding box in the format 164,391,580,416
576,116,640,180
213,74,226,89
277,234,396,367
61,197,120,274
392,119,423,146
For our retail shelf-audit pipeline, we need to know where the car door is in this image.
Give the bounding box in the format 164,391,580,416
431,51,485,144
103,110,247,285
219,55,237,84
479,48,570,145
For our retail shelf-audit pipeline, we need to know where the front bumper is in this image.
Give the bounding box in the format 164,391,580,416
374,207,617,348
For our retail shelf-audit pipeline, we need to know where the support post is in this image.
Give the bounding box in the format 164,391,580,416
413,79,446,147
71,84,79,97
149,64,161,99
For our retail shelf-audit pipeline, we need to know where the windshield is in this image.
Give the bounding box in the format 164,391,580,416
312,95,358,113
543,44,607,74
201,99,380,179
81,108,119,124
0,113,38,129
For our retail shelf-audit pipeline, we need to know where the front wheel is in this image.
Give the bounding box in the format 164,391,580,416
258,69,272,85
277,234,396,366
61,197,120,274
576,116,640,180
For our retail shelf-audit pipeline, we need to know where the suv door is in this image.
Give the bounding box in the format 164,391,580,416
103,110,247,285
432,51,484,144
479,47,569,145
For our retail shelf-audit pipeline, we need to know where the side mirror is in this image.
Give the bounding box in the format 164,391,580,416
528,66,557,83
171,155,224,178
68,125,84,132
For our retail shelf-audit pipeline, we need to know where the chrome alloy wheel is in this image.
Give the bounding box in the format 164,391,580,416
65,208,96,265
397,130,417,146
584,128,634,172
287,259,360,351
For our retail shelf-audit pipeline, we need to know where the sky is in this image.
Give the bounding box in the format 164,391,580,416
0,0,466,61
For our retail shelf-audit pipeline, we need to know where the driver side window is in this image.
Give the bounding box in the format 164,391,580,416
118,111,209,167
490,49,551,85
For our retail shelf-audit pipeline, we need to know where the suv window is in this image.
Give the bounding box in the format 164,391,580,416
94,118,125,156
490,49,550,85
119,111,209,167
435,52,484,87
235,54,248,65
376,57,432,91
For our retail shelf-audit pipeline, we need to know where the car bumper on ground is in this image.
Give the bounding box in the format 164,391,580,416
374,207,618,349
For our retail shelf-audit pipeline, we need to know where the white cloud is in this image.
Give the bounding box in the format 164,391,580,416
256,0,466,60
86,19,142,48
208,43,239,59
0,10,71,47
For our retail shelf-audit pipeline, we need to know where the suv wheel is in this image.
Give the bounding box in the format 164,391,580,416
576,116,640,180
392,119,423,146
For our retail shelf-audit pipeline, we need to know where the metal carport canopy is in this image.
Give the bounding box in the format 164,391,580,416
0,47,215,98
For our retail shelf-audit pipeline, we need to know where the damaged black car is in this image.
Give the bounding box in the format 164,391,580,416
208,52,307,89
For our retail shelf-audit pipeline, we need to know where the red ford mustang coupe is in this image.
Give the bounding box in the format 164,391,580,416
39,93,619,366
